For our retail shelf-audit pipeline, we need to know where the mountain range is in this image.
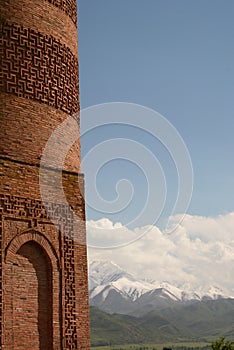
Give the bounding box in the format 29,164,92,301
89,260,233,316
90,298,234,347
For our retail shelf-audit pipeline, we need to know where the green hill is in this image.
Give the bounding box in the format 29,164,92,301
90,306,146,346
90,306,177,346
90,299,234,347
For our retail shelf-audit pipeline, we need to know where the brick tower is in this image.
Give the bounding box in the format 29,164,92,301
0,0,90,349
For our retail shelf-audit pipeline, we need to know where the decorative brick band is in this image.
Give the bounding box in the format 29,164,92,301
45,0,77,26
0,22,79,115
0,193,79,347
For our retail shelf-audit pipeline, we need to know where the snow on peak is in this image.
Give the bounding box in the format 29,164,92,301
88,260,234,303
88,260,134,291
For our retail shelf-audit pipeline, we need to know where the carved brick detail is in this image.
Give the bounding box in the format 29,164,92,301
64,234,78,348
0,194,78,348
0,22,79,115
45,0,77,25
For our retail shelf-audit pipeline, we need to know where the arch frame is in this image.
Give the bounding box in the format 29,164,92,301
3,228,61,349
5,228,59,267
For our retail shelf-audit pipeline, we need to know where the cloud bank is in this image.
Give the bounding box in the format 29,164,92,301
87,212,234,293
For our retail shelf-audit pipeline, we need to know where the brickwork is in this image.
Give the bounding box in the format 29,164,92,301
12,241,53,349
0,94,80,171
0,0,77,26
45,0,77,25
0,0,78,55
0,0,90,348
0,192,90,349
0,22,79,116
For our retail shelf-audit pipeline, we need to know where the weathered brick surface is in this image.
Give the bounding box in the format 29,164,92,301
0,180,90,349
0,94,80,172
11,241,53,349
45,0,77,25
0,23,79,115
1,0,78,38
0,0,90,348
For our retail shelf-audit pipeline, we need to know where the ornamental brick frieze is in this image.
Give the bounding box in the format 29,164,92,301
0,22,79,115
0,193,79,348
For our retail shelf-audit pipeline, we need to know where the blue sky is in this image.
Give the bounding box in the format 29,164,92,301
78,0,234,227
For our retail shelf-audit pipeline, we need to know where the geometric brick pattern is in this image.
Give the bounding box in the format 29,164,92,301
45,0,77,25
0,0,90,346
64,235,78,348
0,22,79,116
0,194,80,349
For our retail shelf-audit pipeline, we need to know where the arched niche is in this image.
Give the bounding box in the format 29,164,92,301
3,229,61,349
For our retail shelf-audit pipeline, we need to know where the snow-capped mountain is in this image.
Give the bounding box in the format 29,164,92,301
89,260,134,290
88,260,234,315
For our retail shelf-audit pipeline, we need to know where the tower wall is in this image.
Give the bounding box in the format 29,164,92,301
0,0,90,348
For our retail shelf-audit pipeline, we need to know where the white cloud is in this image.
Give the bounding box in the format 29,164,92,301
87,212,234,293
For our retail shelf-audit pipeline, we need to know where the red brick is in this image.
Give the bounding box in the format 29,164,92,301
0,0,90,348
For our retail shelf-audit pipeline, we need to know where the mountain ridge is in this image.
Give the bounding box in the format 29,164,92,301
90,298,234,346
89,260,234,315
